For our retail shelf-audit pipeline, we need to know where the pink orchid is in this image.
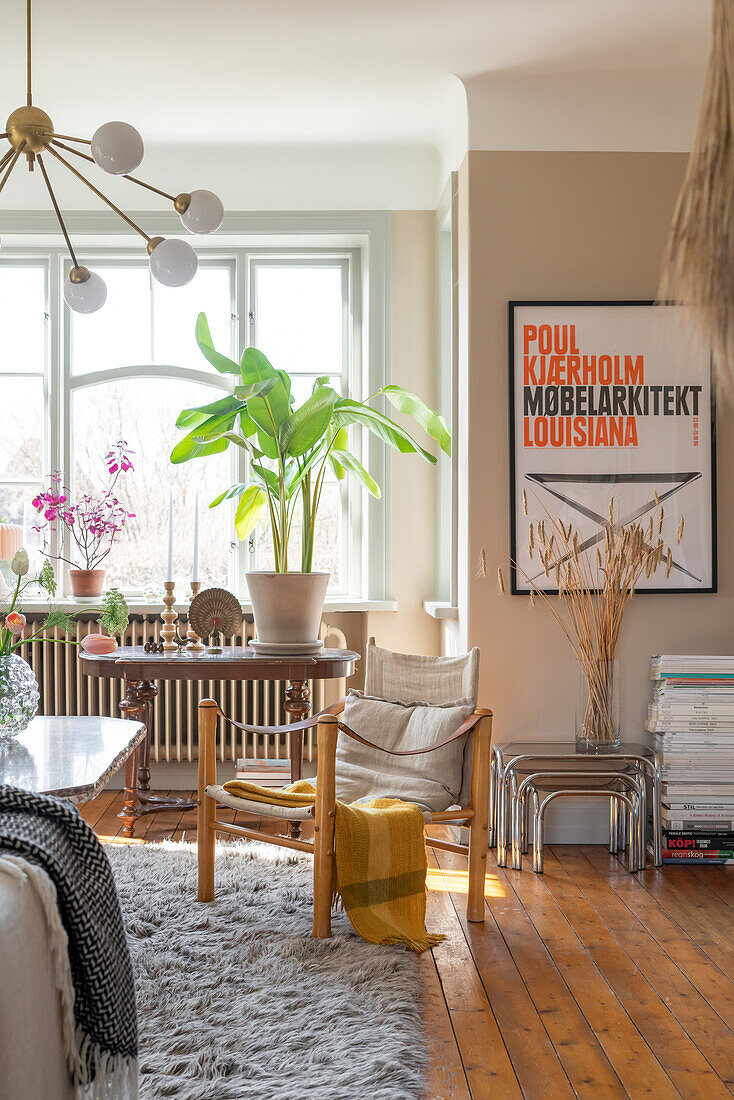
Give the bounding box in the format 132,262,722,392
32,442,135,571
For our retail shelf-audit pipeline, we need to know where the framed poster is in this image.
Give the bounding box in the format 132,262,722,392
509,301,717,595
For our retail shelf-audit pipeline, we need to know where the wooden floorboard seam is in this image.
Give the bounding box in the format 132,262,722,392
515,844,682,1095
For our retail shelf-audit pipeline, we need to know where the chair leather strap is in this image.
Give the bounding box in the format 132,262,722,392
335,710,485,756
207,701,486,755
209,698,345,737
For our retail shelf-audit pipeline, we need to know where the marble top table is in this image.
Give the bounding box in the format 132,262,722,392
0,716,147,804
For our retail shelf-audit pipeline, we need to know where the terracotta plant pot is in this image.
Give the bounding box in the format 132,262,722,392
80,633,118,656
245,571,329,655
69,568,106,598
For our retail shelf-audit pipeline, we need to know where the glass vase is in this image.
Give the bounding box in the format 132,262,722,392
575,658,621,752
0,654,40,738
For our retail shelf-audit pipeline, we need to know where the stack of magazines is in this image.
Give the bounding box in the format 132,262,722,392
648,656,734,865
235,757,291,787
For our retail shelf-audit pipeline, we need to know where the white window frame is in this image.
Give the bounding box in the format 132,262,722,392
429,173,459,616
0,256,53,555
0,210,393,607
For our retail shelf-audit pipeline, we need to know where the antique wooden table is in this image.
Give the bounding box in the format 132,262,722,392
80,646,359,837
0,716,147,804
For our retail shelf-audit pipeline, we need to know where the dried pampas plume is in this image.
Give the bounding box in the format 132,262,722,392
477,546,488,578
658,0,734,386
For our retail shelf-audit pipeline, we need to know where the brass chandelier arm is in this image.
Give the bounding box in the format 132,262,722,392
52,140,176,203
46,144,153,244
0,144,25,197
121,172,176,203
48,134,92,145
52,139,95,164
0,148,16,174
36,153,80,269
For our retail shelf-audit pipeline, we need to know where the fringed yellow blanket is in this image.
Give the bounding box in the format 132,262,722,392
221,779,444,953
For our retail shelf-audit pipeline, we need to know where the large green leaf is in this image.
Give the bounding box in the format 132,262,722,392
196,431,250,450
235,485,267,539
381,385,451,456
195,313,240,375
209,483,248,508
251,463,280,496
170,432,230,464
238,411,258,437
279,387,337,457
331,399,437,463
189,411,239,442
176,394,245,430
331,450,381,498
243,355,292,438
327,454,347,480
255,428,279,460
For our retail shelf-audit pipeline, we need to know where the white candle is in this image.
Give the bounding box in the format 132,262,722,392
192,493,199,583
166,492,174,583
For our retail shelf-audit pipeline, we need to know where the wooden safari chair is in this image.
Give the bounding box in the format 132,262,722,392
197,640,492,937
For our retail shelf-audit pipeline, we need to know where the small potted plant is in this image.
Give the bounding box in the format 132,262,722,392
170,314,450,651
80,587,130,655
32,441,135,598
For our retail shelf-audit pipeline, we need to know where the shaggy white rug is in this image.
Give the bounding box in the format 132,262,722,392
106,840,427,1100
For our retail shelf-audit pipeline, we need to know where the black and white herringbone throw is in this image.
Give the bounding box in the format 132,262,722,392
0,785,138,1098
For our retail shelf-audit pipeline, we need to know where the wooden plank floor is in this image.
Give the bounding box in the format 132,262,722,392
83,792,734,1100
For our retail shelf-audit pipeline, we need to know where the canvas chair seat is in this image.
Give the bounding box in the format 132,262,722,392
207,783,438,821
205,784,315,820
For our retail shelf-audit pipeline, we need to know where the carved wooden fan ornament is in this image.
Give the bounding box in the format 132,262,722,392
189,588,242,653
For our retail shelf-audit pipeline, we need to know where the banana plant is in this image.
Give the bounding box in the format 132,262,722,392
170,312,451,573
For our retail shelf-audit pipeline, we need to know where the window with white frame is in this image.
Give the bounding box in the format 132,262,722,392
0,262,48,566
0,244,364,599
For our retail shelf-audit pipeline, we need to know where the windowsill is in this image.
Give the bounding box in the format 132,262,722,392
20,597,398,614
423,600,458,620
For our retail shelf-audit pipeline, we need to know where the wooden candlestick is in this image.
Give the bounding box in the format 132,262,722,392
161,581,178,652
186,581,205,651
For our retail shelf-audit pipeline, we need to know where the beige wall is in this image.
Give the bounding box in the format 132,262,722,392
369,211,442,655
458,151,733,750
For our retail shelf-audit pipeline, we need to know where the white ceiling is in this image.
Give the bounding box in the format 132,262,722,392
0,1,711,146
0,1,712,209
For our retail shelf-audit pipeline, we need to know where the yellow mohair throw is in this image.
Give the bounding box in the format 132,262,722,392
221,779,444,953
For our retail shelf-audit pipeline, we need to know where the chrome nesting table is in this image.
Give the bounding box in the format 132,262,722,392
490,740,662,871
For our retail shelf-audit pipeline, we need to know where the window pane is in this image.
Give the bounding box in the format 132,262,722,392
256,265,343,376
70,268,151,375
0,377,43,478
0,485,43,587
0,267,46,374
153,267,232,370
72,379,233,591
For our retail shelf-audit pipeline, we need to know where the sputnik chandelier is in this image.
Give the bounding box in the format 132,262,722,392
0,0,224,313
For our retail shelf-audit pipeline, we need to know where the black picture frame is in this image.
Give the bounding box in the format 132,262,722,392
508,300,717,596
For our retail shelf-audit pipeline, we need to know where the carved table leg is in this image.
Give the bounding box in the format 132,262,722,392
118,676,196,836
121,749,138,839
285,679,310,839
122,679,156,791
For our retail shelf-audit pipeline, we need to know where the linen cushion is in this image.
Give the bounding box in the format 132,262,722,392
364,642,479,708
335,692,473,813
